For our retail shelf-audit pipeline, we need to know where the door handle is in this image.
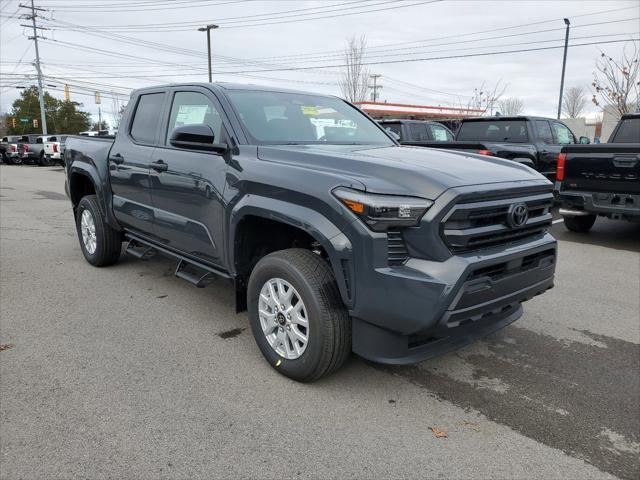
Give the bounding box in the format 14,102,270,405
110,153,124,164
150,159,168,172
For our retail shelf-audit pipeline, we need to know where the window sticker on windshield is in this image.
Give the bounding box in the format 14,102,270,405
301,106,319,116
175,104,209,125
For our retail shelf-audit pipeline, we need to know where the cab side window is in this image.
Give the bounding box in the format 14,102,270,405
130,92,165,144
536,120,554,144
551,122,575,145
409,123,429,141
166,91,223,145
430,124,454,141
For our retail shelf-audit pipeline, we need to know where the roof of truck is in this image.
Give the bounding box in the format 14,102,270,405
134,82,326,97
461,116,557,122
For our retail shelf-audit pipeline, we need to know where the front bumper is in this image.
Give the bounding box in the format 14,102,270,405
350,233,556,364
557,189,640,219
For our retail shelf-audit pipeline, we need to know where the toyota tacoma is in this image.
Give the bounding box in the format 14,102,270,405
64,83,557,382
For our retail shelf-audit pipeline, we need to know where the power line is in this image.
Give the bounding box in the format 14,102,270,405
49,0,438,31
36,34,640,79
237,5,640,62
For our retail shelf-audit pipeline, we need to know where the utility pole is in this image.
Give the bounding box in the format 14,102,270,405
20,1,49,135
369,74,382,102
557,18,571,119
198,24,218,82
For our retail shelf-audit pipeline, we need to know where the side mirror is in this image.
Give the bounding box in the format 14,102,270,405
579,136,590,144
169,124,228,153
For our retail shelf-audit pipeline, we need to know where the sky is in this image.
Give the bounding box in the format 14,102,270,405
1,0,638,128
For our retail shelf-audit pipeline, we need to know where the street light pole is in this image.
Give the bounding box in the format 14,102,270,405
557,18,571,119
198,24,218,82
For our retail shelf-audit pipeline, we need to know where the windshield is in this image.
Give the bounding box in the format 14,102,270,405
226,90,394,145
457,120,529,143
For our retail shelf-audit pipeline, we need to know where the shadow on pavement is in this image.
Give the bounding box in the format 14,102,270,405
551,217,640,252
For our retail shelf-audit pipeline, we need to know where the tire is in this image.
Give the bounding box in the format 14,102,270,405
39,153,51,167
12,156,22,165
563,214,596,233
76,195,122,266
247,248,351,382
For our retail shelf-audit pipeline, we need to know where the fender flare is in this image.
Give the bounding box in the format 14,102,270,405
67,163,120,230
229,195,354,308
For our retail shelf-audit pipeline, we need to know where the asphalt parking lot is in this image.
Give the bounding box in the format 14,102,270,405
1,165,638,480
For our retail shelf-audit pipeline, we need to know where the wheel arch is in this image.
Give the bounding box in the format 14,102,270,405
68,165,121,230
229,196,354,311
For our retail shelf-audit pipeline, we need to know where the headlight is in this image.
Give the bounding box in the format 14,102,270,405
333,187,433,232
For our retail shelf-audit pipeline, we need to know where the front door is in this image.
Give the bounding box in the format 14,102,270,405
110,91,166,234
534,119,561,176
149,89,229,266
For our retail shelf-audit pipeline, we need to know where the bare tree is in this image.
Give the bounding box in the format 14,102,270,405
498,97,525,116
591,40,640,118
339,35,369,103
562,86,588,118
463,80,508,115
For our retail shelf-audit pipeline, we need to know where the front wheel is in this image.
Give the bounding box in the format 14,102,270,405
247,249,351,382
76,195,122,266
563,214,596,233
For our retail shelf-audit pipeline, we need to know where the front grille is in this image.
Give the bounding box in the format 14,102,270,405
442,192,553,253
466,249,556,282
387,230,409,265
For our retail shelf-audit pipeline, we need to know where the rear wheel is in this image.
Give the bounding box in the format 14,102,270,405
76,195,122,266
563,214,596,233
247,249,351,382
39,152,51,167
11,156,22,165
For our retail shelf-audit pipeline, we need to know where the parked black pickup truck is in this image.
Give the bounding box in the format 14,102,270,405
378,119,455,142
397,116,588,178
64,83,557,381
556,113,640,232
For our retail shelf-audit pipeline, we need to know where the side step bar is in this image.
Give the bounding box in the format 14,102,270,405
125,239,157,259
123,232,231,288
175,259,216,288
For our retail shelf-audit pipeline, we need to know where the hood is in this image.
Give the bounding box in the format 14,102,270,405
257,144,548,199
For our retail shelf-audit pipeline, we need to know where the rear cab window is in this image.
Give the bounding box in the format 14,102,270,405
611,117,640,143
130,92,166,144
457,120,529,143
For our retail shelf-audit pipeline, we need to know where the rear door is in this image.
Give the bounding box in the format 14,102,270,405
110,90,166,234
148,88,230,266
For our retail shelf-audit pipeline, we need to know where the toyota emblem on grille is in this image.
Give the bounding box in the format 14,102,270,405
507,203,529,228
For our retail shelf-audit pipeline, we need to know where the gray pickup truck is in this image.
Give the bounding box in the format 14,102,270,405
64,83,557,381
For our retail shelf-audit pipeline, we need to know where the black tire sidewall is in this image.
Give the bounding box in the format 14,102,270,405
76,196,107,266
248,255,329,381
564,214,596,232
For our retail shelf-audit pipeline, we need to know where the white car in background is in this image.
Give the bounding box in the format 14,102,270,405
43,135,68,165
